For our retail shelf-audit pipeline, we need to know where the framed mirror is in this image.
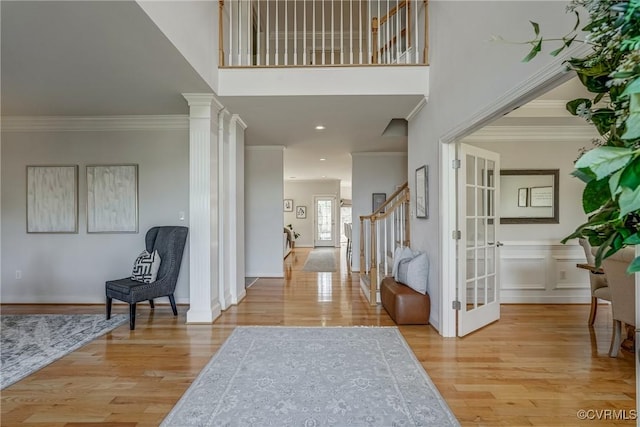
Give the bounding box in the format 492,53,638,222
500,169,559,224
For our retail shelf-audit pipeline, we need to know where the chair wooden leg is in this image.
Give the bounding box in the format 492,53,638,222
609,319,622,357
106,297,112,320
129,303,136,330
588,296,598,326
149,299,155,309
168,294,178,316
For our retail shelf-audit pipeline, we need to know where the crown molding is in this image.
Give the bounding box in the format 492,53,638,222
462,125,598,143
350,152,408,158
231,114,248,129
507,100,572,118
245,145,285,151
406,96,427,122
1,115,189,132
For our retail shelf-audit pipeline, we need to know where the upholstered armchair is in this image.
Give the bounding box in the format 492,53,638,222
106,226,188,330
601,247,636,357
578,238,611,325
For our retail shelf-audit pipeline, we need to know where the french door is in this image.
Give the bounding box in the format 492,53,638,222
457,144,501,336
314,196,336,247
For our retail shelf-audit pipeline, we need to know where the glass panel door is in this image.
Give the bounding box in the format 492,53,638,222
458,143,501,336
315,196,335,247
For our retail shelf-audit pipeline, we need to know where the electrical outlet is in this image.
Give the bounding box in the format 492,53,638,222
15,270,22,280
559,270,566,280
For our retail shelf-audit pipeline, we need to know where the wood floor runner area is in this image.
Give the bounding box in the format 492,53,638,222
0,247,636,427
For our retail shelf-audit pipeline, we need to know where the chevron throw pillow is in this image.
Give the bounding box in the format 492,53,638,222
131,250,161,283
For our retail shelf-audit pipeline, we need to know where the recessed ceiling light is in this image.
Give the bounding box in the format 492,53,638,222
320,158,326,161
322,176,326,178
315,125,326,130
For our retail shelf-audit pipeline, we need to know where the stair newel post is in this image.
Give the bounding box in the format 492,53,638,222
369,216,378,306
219,0,225,67
371,17,379,64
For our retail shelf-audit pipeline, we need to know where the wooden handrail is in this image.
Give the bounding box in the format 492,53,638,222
379,0,408,26
359,182,411,305
362,182,408,219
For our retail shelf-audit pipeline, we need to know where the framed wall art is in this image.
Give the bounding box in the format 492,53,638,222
284,199,293,212
296,205,307,219
26,165,78,233
415,165,428,218
372,193,386,213
87,164,138,233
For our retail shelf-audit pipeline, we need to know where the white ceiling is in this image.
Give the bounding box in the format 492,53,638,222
1,1,211,116
221,94,421,188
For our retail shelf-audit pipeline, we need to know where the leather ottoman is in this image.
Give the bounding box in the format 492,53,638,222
380,277,430,325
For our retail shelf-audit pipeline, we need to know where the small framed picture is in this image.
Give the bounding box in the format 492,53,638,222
372,193,386,213
284,199,293,212
415,165,428,219
517,188,528,207
296,205,307,219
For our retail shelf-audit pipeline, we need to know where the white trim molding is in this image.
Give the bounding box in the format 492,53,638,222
1,115,189,132
246,145,285,151
406,97,427,122
463,125,597,143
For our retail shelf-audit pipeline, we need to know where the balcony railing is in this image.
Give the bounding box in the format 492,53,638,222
219,0,429,67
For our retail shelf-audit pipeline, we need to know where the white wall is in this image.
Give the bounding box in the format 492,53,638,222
408,1,580,332
1,128,190,303
137,0,218,93
284,179,341,248
351,152,408,271
245,146,284,277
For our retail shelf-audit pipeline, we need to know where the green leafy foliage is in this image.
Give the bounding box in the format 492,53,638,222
574,147,634,180
515,0,640,271
583,178,611,214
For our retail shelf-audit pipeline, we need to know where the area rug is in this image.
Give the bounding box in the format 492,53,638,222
161,327,459,426
303,248,338,272
0,314,127,389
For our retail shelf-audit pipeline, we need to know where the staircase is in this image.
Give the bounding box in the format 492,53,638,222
359,182,410,306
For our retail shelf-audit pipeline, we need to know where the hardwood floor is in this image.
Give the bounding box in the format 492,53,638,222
1,247,636,426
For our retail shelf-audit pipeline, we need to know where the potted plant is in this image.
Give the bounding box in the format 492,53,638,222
512,0,640,272
286,224,300,248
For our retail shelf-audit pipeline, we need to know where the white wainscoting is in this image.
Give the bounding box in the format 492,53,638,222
499,241,591,303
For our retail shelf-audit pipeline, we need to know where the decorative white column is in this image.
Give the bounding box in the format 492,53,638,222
218,108,232,311
229,114,248,304
183,93,223,324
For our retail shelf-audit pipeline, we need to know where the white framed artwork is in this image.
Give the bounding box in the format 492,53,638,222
27,165,78,233
87,164,138,233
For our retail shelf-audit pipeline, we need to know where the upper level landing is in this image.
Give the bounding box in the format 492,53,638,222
218,0,429,98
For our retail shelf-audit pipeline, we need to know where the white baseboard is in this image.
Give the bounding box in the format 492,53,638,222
245,272,284,278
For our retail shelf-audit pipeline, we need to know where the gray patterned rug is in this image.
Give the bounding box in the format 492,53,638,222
0,314,127,389
162,327,459,426
303,248,338,272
